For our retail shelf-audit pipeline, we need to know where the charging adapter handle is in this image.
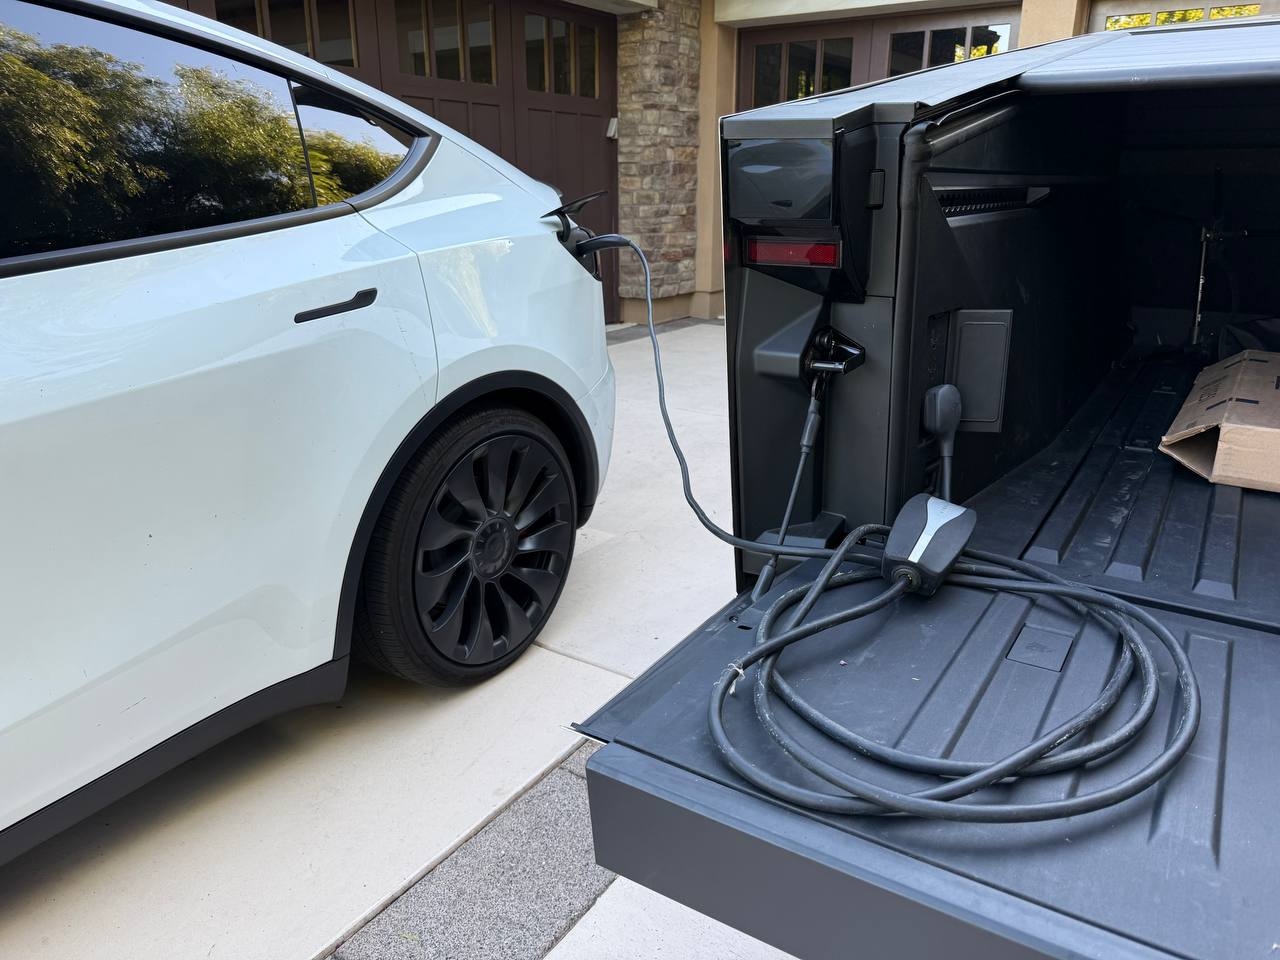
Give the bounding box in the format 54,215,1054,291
923,384,962,457
575,233,632,256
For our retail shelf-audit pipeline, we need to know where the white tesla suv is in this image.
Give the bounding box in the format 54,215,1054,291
0,0,614,864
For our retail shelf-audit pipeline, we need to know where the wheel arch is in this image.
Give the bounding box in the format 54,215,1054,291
333,371,599,659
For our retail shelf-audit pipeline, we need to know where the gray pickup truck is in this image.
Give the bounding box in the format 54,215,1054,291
581,17,1280,960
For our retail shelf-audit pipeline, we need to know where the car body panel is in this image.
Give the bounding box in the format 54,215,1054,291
0,212,436,830
359,139,611,416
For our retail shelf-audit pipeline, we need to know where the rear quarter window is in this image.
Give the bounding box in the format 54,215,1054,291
292,84,414,204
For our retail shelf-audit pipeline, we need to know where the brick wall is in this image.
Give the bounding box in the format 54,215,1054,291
616,0,702,300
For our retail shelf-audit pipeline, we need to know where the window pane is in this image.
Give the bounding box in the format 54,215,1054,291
969,23,1009,58
888,32,923,76
928,27,967,67
431,0,461,80
525,14,546,91
215,0,260,36
267,0,309,55
753,42,782,106
785,39,817,99
1105,12,1154,27
820,37,852,92
465,0,493,83
0,0,311,260
294,86,411,204
551,18,571,94
314,0,354,67
577,24,597,97
1210,3,1261,16
1156,7,1205,21
394,0,428,75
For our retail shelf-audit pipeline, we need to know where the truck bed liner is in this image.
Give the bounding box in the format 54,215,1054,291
581,356,1280,960
968,355,1280,632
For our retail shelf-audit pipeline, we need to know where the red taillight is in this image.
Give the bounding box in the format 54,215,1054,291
745,238,841,269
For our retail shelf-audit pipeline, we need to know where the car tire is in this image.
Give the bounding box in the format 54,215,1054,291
354,406,578,685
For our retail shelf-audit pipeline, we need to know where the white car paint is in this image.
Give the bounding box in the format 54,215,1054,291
0,0,613,840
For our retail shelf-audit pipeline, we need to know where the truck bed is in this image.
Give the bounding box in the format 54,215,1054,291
580,355,1280,960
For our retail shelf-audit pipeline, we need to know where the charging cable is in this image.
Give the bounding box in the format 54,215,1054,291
580,233,1200,822
577,233,849,561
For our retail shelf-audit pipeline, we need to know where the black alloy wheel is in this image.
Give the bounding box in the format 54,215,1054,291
355,408,577,685
416,433,573,665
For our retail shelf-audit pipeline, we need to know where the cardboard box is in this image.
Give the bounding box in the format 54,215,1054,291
1160,350,1280,493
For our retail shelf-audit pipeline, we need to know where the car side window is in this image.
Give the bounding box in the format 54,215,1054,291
292,85,413,204
0,0,312,261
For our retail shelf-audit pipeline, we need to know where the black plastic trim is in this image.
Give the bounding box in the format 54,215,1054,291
294,288,378,324
332,372,601,660
0,203,351,280
348,135,439,211
0,657,348,869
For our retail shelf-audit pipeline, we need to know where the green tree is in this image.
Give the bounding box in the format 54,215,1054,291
2,23,407,259
0,26,312,257
151,65,311,227
0,25,164,250
303,128,403,206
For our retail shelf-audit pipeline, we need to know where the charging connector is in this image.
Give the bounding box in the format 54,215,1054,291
880,494,976,595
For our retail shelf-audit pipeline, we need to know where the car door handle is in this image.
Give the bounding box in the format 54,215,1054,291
294,288,378,324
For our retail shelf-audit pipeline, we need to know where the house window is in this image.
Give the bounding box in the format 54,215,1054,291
888,23,1011,75
524,16,598,96
821,37,853,91
1104,11,1154,26
386,0,495,83
786,40,818,99
1097,0,1265,29
465,0,495,83
753,43,782,106
577,25,598,97
970,23,1011,58
1155,7,1206,22
888,31,924,75
928,26,967,66
430,0,462,80
750,36,856,106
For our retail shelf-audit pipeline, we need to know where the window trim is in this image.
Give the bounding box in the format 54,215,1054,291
0,0,438,279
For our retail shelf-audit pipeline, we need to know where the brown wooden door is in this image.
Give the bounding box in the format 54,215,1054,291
510,0,618,320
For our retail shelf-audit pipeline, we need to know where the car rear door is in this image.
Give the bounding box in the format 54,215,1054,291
0,1,436,833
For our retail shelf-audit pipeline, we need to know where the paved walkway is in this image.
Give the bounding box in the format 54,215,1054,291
0,320,789,960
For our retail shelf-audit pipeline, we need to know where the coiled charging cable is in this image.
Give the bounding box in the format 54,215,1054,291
582,233,1200,822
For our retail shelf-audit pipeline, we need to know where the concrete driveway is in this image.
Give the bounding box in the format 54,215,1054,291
0,320,787,960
